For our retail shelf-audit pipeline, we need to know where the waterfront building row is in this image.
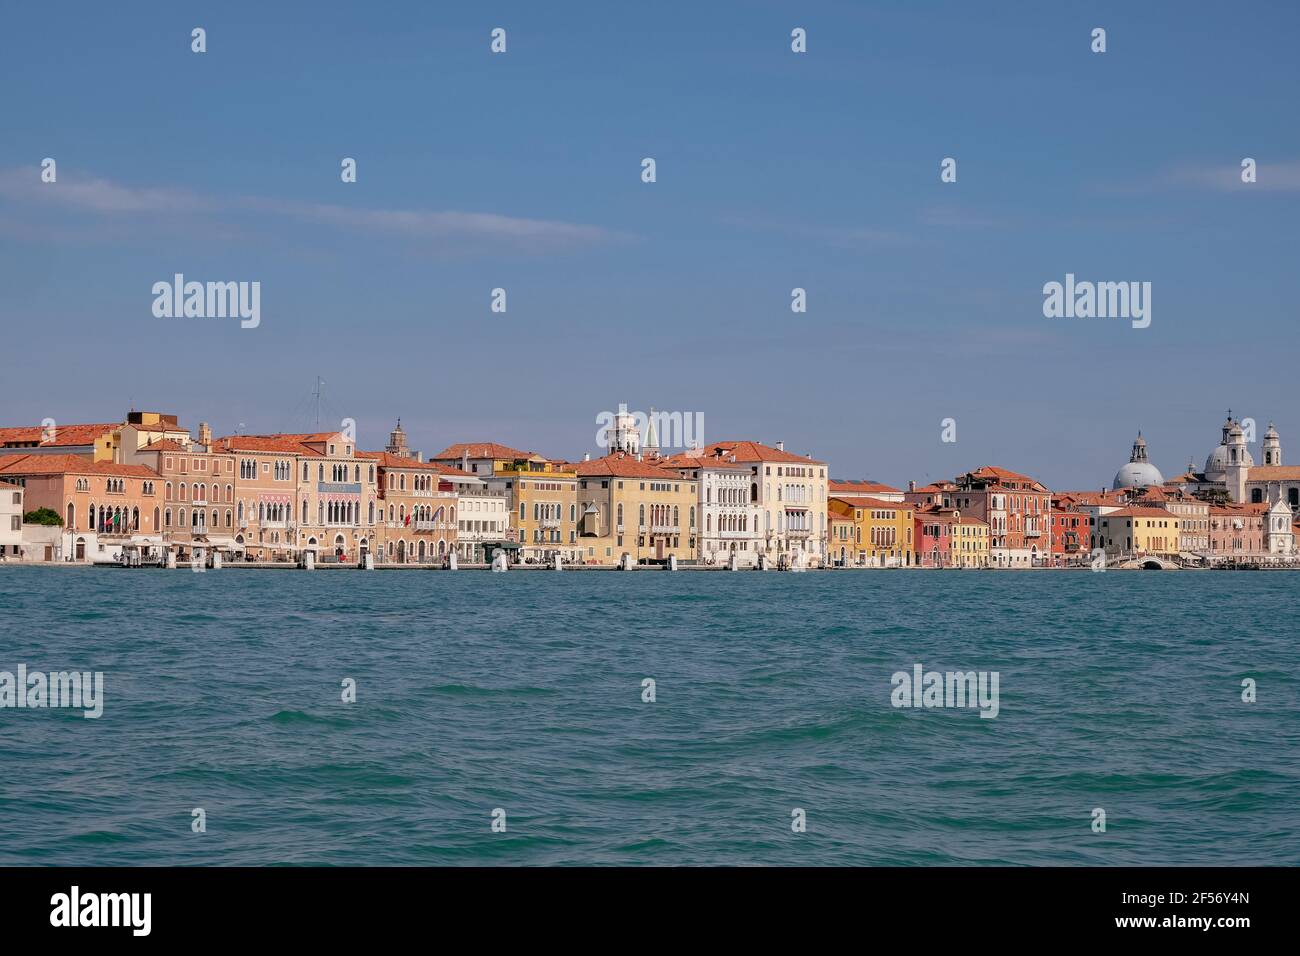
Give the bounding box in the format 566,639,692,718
2,408,1298,567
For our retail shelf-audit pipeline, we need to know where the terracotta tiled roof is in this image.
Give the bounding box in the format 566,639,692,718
1105,507,1178,519
141,438,189,452
830,495,912,510
358,451,435,470
1210,502,1269,516
1053,489,1127,506
657,448,746,469
697,440,824,466
433,442,537,461
212,435,321,455
830,479,902,495
1246,465,1300,481
575,453,685,480
1129,487,1170,502
0,454,158,478
959,465,1048,491
0,423,117,448
907,481,958,494
430,462,476,479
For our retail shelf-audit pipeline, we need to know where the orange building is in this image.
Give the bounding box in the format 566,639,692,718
0,453,160,562
360,451,458,563
212,431,381,563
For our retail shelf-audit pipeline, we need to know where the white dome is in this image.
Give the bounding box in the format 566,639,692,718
1113,461,1164,489
1204,443,1253,480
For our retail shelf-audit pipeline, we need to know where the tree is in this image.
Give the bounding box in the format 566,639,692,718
23,507,63,526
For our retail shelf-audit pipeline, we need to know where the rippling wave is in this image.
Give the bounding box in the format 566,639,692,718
1,566,1297,865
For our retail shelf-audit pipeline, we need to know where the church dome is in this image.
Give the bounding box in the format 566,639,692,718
1113,461,1164,489
1113,432,1165,489
1204,444,1230,479
1204,440,1253,480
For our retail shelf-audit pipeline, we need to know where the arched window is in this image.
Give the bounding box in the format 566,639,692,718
639,504,645,526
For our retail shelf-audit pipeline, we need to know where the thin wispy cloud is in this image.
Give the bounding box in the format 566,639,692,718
0,166,621,250
1165,160,1300,192
242,197,616,245
718,213,913,248
1092,160,1300,195
918,203,1013,229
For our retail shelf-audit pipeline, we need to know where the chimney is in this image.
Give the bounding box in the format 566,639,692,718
909,480,916,492
199,421,212,452
462,451,469,472
583,452,591,461
776,441,784,452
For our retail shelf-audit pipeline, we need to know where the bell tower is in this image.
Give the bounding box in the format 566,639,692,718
1225,420,1249,502
386,419,412,459
1263,422,1282,466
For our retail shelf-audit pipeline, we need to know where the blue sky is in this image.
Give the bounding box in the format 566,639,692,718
2,1,1298,490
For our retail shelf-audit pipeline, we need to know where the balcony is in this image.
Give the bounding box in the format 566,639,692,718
318,482,362,495
651,524,675,534
1025,526,1043,538
539,518,560,529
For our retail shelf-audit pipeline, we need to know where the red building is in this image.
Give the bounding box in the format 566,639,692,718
1050,494,1092,565
915,505,957,567
952,466,1052,567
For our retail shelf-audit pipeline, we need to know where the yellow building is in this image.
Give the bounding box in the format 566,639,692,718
828,495,915,567
952,514,990,567
1097,506,1181,557
827,511,856,566
109,412,195,463
495,458,579,564
574,452,699,565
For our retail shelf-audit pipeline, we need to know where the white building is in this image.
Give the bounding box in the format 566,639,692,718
689,440,827,568
1171,415,1300,514
0,480,23,558
437,465,509,564
1264,497,1296,555
1244,423,1300,512
661,447,763,567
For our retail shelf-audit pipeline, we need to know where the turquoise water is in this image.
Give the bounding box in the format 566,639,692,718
1,566,1297,866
